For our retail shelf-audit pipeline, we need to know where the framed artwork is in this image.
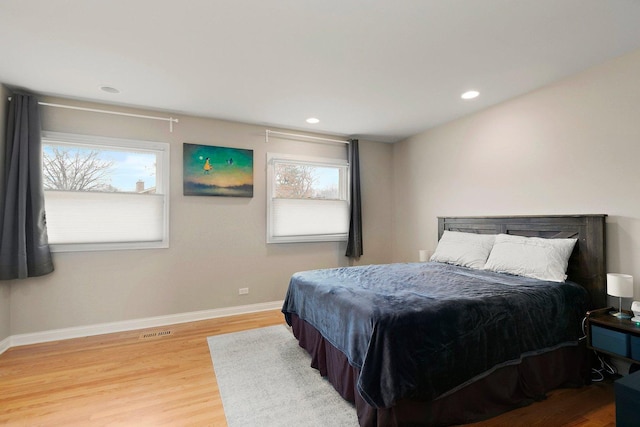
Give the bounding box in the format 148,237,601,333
183,143,253,197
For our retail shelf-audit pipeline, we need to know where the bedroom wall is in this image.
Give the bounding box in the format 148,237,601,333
0,84,10,343
392,47,640,306
4,95,393,336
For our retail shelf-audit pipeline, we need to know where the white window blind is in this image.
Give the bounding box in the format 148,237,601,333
45,191,165,243
271,199,349,238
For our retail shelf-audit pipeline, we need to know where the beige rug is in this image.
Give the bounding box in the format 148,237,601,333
208,324,359,427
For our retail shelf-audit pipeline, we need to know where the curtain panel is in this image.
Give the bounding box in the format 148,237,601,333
0,93,54,279
345,139,363,258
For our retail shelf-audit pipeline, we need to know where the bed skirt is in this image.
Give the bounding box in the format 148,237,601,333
289,314,588,427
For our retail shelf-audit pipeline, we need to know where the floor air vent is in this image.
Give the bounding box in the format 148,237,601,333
139,330,173,340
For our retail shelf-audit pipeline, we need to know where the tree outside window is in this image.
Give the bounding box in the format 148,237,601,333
274,164,339,200
42,144,157,193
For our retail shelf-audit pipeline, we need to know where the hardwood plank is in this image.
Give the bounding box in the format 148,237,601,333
0,309,616,426
0,310,284,426
467,382,616,427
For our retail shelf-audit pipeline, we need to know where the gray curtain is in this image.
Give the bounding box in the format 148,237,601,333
345,139,363,258
0,93,54,280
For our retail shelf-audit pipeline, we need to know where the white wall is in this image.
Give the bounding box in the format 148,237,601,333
0,85,10,343
3,95,393,335
392,48,640,306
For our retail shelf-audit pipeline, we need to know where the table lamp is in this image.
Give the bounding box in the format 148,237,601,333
607,273,633,319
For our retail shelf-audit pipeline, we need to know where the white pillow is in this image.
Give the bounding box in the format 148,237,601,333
483,234,577,282
430,231,496,269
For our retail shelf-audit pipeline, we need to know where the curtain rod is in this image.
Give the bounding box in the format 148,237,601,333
265,129,349,145
7,98,179,132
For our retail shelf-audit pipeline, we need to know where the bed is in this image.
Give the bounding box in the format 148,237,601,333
282,215,607,426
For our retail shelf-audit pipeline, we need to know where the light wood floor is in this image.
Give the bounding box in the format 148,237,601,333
0,309,616,426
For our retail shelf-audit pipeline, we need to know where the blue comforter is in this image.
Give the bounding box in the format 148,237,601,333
282,262,588,408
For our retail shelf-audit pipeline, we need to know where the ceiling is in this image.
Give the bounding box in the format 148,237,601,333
2,1,640,143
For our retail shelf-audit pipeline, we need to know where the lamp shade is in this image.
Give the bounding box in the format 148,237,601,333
607,273,634,298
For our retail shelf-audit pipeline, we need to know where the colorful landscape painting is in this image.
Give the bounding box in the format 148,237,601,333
183,143,253,197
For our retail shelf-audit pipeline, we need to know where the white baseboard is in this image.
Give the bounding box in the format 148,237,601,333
3,300,283,353
0,336,10,355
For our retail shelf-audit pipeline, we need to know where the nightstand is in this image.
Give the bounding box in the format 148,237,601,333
586,308,640,426
585,307,640,364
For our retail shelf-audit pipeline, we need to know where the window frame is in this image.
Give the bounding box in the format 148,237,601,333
266,152,349,244
41,131,171,252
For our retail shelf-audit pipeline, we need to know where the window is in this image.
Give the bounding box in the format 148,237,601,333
41,131,170,252
267,152,349,243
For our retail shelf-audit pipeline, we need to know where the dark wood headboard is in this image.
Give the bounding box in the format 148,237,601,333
438,215,607,310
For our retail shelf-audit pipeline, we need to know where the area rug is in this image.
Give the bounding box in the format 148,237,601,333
207,325,359,427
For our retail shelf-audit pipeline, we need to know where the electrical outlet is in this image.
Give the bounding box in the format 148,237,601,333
238,287,249,295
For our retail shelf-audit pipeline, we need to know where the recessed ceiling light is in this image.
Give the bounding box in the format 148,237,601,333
461,90,479,100
100,86,120,94
306,117,320,124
